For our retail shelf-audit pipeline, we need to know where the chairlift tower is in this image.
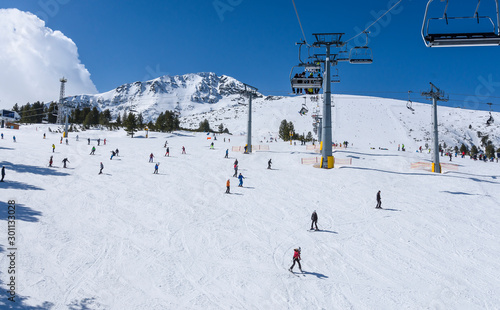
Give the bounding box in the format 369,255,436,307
312,33,344,168
57,77,67,125
241,83,258,154
422,83,448,173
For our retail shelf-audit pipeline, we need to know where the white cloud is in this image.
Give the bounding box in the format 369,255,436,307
0,8,97,109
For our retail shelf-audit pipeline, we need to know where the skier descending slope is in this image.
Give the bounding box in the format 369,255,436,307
225,179,230,194
238,173,244,187
289,248,302,272
310,211,318,231
62,158,70,168
99,162,104,175
154,163,159,174
376,191,382,209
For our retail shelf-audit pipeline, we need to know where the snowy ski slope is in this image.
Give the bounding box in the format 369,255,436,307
0,95,499,309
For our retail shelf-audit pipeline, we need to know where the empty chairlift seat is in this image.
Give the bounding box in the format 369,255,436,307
422,0,500,47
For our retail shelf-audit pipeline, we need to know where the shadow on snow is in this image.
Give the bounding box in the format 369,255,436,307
0,161,69,177
0,201,42,222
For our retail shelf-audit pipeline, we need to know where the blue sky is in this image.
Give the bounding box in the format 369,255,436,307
3,0,500,112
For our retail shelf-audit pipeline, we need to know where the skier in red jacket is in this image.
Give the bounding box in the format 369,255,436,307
289,247,302,272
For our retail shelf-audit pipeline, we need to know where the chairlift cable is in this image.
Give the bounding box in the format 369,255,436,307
344,0,403,43
292,0,309,45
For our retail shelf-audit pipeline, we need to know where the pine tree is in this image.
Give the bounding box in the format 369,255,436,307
459,143,468,154
137,113,144,129
485,143,496,158
125,113,137,137
470,145,479,156
279,119,289,141
198,119,211,132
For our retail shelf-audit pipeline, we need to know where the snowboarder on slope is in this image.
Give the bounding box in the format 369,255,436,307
268,159,272,169
289,248,302,272
238,173,244,187
99,162,104,175
1,166,5,182
62,158,70,168
376,190,382,209
154,163,159,174
311,211,318,230
226,179,230,194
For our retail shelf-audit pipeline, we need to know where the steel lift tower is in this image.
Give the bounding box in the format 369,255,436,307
57,77,67,125
241,83,258,154
422,82,448,173
312,33,344,168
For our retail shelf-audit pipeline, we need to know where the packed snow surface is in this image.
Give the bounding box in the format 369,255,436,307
1,95,499,309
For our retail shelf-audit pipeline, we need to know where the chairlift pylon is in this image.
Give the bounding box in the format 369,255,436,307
349,31,373,64
422,0,500,47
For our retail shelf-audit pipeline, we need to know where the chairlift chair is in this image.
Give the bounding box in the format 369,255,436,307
337,47,350,62
487,112,495,125
290,64,323,94
349,32,373,64
422,0,500,47
332,68,340,83
299,104,309,116
406,91,415,112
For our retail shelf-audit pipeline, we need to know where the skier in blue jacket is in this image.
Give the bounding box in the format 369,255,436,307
238,173,244,187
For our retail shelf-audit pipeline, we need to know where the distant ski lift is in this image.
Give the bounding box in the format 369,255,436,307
299,103,309,116
349,32,373,64
332,68,340,83
422,0,500,47
406,91,415,112
486,112,495,125
337,47,350,62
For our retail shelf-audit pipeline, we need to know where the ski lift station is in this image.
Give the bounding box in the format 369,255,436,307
1,109,20,128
